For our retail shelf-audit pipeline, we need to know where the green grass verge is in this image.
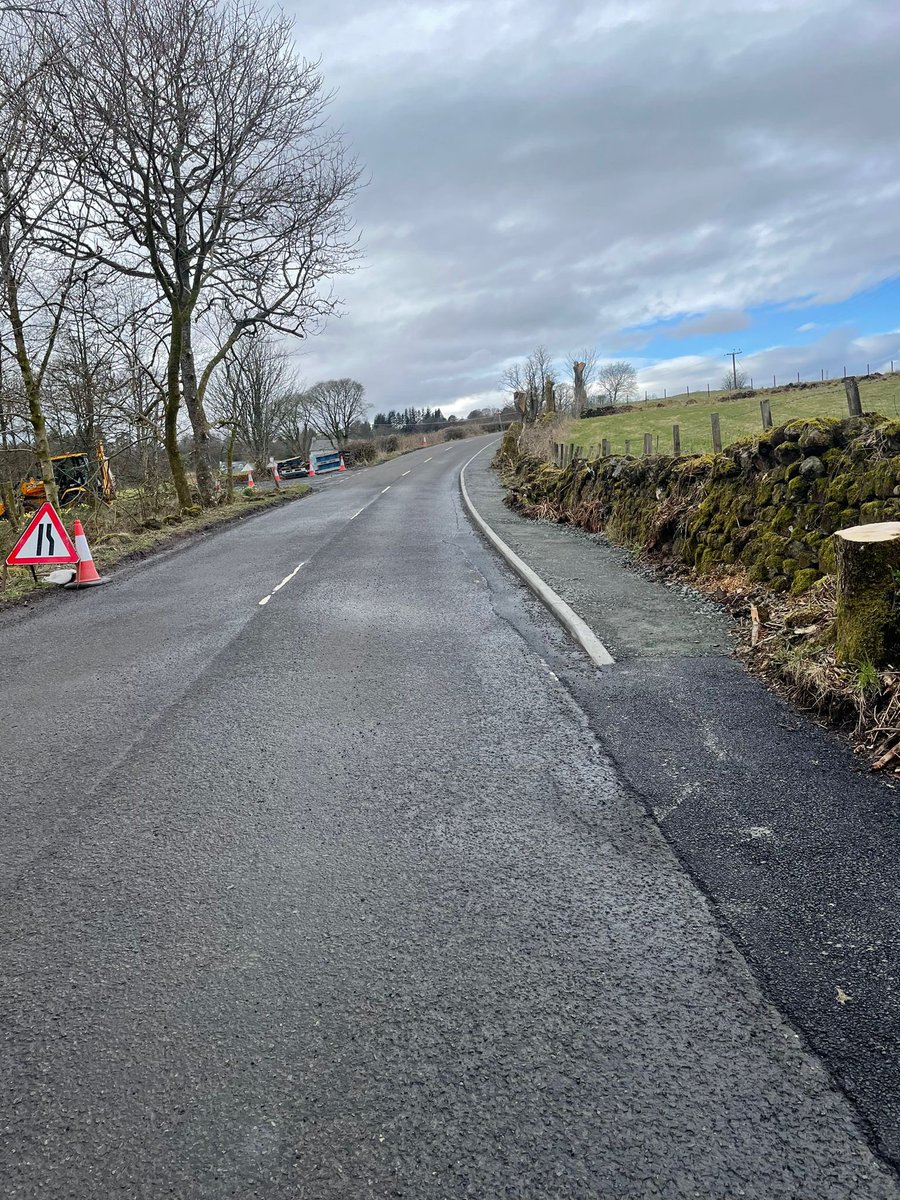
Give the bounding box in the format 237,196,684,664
0,483,310,608
572,376,900,456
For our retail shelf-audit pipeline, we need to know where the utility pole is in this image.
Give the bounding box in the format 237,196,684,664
725,349,742,390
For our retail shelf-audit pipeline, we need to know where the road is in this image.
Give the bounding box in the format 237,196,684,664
1,435,897,1199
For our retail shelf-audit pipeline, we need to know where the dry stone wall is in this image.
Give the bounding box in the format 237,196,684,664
499,415,900,595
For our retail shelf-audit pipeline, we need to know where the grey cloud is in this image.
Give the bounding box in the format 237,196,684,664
665,311,752,339
284,0,900,414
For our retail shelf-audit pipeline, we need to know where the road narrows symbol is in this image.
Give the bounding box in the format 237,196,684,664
6,503,78,566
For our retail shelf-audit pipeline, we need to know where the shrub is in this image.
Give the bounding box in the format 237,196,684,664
342,440,378,466
445,427,466,440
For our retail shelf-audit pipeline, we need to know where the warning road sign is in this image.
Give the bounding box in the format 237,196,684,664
6,503,78,566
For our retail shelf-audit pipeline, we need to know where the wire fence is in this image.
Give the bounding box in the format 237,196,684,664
575,374,900,458
637,363,898,406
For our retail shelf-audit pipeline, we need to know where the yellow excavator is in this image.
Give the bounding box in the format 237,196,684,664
0,443,115,518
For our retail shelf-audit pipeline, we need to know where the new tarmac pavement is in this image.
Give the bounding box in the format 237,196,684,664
1,436,897,1198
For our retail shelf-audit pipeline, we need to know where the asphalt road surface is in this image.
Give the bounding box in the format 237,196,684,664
1,436,898,1199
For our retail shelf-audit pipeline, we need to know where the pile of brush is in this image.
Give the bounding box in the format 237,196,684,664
715,574,900,771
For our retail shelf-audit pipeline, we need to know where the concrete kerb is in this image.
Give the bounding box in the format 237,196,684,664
459,442,615,668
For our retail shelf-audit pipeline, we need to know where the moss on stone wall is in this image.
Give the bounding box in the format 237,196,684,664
501,415,900,594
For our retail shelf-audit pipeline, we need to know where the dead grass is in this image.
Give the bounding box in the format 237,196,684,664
518,415,578,460
0,483,310,608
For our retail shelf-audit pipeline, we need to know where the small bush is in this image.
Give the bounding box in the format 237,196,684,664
379,434,400,453
342,440,378,466
445,427,466,440
242,486,256,498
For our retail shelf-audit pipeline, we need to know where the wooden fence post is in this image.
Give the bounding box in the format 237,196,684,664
844,376,862,417
711,413,723,453
760,399,773,430
672,424,681,456
624,439,631,457
602,438,610,457
643,433,653,456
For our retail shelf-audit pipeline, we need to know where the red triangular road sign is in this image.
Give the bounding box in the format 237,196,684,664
6,502,78,566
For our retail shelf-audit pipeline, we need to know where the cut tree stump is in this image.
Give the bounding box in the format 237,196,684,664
834,522,900,665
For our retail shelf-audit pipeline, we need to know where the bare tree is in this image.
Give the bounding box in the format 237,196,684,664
0,9,85,507
56,0,360,508
307,378,366,447
44,276,121,449
279,391,315,462
502,345,554,423
210,337,294,499
553,382,575,414
720,368,749,392
597,360,638,406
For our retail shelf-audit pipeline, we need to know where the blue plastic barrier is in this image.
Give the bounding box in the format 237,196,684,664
311,451,342,474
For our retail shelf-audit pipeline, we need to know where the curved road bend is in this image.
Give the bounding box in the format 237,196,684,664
1,436,897,1198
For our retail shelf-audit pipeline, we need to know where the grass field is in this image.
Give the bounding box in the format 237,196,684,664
571,375,900,457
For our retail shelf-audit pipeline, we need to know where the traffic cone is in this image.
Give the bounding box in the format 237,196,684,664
338,454,347,471
308,459,315,476
64,519,107,588
247,470,255,488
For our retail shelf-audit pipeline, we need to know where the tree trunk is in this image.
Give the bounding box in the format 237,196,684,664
2,479,20,531
165,309,193,511
180,317,216,507
834,522,900,665
573,361,586,418
225,426,237,502
1,236,59,509
543,377,556,414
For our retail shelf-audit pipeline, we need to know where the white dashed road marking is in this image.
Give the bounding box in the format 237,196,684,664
273,562,305,592
259,471,404,606
259,560,306,606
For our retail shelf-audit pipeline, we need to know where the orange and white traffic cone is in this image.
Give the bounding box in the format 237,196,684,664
308,459,315,476
247,470,255,488
64,519,107,588
338,454,347,471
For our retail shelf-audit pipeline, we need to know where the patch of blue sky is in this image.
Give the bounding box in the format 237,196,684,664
622,275,900,364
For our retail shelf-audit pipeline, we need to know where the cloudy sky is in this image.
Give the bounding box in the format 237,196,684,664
286,0,900,415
